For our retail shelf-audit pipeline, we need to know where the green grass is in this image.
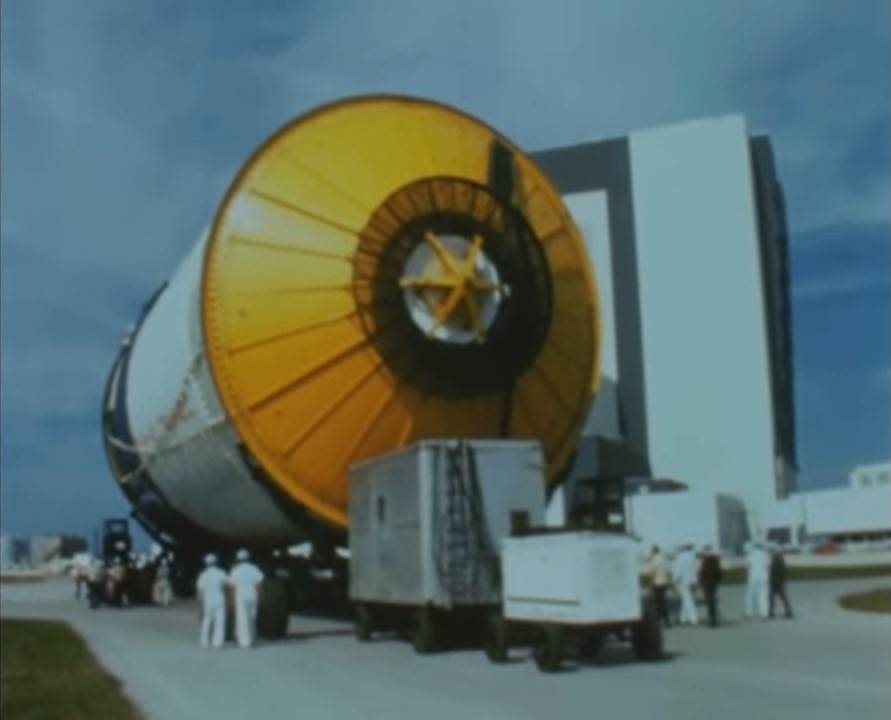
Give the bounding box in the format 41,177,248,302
0,619,141,720
838,588,891,615
0,575,47,584
719,564,891,585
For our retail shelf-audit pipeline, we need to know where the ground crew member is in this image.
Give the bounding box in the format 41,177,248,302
647,546,671,627
196,553,227,649
672,544,699,625
87,560,106,609
698,546,722,627
153,558,173,607
228,548,265,648
744,541,770,619
769,550,794,619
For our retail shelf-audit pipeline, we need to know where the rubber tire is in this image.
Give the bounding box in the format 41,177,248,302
411,607,438,654
257,579,290,639
484,612,510,663
354,603,373,642
533,624,563,672
631,599,664,661
578,630,604,659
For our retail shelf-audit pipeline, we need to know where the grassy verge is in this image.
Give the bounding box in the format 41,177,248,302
719,564,891,585
0,619,141,720
0,575,47,584
838,588,891,614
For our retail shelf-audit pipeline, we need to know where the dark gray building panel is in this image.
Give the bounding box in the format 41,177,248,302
532,140,649,464
750,136,798,494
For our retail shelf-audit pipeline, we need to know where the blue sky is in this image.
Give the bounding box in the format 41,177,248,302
1,1,888,541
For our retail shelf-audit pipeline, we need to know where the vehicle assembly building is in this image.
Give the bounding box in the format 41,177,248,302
533,115,797,550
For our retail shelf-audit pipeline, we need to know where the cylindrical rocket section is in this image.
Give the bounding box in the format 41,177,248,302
103,95,601,548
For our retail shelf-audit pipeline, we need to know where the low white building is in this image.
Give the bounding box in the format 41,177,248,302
767,483,891,543
0,535,11,569
625,490,749,555
849,461,891,490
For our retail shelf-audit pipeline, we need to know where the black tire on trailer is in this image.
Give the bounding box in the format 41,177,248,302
411,606,438,654
532,624,563,672
257,578,290,639
354,603,373,642
171,561,197,599
578,629,604,659
631,597,664,661
484,612,510,663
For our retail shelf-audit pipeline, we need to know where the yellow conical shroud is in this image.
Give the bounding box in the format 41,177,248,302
202,96,600,529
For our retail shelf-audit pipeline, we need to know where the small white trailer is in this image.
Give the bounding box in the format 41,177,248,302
484,530,663,671
348,439,545,652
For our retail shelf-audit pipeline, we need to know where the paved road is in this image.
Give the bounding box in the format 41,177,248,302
2,578,889,720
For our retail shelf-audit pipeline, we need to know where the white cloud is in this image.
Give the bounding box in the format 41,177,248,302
793,271,889,301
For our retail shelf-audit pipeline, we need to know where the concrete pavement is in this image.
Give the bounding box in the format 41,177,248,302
2,577,889,720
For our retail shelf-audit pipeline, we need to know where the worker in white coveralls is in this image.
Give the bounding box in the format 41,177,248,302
228,548,265,648
196,553,228,649
744,541,770,619
672,544,699,625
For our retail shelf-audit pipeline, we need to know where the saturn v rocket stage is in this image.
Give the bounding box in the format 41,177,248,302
102,96,601,555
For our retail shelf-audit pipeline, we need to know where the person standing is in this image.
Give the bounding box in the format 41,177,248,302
153,558,173,608
672,544,699,626
769,550,794,619
87,560,106,609
744,541,770,619
196,553,227,649
698,546,722,627
647,546,671,627
228,549,265,649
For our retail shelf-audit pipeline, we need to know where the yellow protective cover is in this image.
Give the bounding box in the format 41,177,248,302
202,95,600,529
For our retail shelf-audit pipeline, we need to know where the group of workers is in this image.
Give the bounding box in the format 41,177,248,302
74,554,172,609
195,549,265,650
647,541,794,628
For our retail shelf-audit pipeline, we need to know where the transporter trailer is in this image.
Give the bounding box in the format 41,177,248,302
348,440,664,671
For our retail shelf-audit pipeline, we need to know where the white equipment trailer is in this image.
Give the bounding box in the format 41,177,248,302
485,530,663,671
348,439,545,652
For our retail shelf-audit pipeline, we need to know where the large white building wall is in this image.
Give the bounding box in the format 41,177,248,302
628,116,777,531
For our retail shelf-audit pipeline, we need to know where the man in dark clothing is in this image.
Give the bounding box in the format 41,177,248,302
698,546,722,628
769,551,794,619
647,546,671,627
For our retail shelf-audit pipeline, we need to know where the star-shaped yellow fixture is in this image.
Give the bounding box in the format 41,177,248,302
399,231,509,342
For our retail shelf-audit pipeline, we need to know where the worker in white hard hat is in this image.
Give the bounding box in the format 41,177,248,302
672,544,699,626
196,553,227,648
227,548,265,648
744,541,770,619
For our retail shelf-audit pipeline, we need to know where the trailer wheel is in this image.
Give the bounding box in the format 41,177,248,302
257,579,289,639
411,607,438,654
354,603,373,642
484,612,510,663
631,598,663,661
578,629,604,659
532,624,563,672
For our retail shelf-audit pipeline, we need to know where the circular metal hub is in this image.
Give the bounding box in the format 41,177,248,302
400,232,508,344
353,177,553,397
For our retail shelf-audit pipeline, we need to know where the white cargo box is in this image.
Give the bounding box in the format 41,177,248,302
501,532,641,625
349,439,546,608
